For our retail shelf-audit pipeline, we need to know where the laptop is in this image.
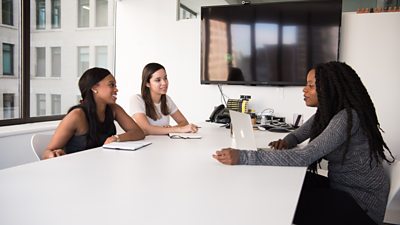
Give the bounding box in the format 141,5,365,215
103,141,152,151
229,110,258,151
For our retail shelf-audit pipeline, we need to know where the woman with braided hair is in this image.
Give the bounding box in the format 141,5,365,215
213,61,394,225
42,67,145,159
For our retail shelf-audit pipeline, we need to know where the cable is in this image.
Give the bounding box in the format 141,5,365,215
217,84,228,106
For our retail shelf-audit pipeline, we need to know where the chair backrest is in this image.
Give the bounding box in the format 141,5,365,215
30,133,53,160
384,160,400,207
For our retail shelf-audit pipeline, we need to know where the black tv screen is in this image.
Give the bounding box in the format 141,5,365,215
201,0,342,86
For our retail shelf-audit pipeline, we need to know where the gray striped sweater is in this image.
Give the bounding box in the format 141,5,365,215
239,109,389,224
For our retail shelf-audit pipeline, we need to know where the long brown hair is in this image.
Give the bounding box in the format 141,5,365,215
141,63,169,120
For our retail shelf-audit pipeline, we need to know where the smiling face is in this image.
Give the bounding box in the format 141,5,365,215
146,68,168,99
92,74,118,104
303,69,318,107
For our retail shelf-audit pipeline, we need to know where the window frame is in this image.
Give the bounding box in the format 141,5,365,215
0,1,63,126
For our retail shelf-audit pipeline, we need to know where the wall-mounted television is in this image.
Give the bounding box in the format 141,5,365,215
201,0,342,86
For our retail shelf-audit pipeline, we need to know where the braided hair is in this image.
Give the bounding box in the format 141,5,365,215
308,61,394,172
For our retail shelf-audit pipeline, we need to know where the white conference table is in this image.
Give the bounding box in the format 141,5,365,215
0,122,306,225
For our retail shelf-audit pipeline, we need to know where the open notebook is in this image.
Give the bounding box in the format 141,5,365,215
230,110,269,151
168,133,202,139
103,141,152,151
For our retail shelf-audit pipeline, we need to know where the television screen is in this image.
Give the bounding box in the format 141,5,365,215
201,0,342,86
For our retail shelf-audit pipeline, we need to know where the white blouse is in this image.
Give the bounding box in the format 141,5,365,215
130,94,178,126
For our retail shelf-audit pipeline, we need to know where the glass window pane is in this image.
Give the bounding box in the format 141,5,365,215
0,1,20,121
95,46,107,68
78,0,90,27
96,0,108,27
2,0,13,26
36,47,46,77
2,93,15,119
2,43,14,75
51,94,61,115
78,46,89,76
36,93,46,116
51,47,61,77
36,0,46,29
51,0,61,28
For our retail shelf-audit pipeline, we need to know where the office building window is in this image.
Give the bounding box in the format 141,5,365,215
36,0,46,29
2,93,15,119
2,0,13,26
51,94,61,115
78,0,89,28
51,0,61,28
95,46,107,68
51,47,61,77
36,47,46,77
36,93,46,116
96,0,108,27
2,43,14,75
78,46,89,76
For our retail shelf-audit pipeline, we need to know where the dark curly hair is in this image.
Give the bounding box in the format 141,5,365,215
308,61,394,172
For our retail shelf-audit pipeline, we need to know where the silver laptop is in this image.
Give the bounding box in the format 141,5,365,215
229,110,258,150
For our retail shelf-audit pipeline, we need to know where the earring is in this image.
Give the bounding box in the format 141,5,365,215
93,90,98,94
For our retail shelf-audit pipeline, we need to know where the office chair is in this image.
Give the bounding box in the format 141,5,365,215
384,160,400,224
30,133,52,160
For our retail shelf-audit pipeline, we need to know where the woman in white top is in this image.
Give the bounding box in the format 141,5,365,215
130,62,198,135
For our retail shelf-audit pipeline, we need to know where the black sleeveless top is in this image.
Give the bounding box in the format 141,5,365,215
64,105,116,154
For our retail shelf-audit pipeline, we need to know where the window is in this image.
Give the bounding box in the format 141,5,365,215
95,46,107,68
0,0,115,126
78,46,89,76
51,0,61,28
36,47,46,77
96,0,108,27
2,93,15,119
2,0,13,26
2,43,14,75
78,0,89,28
51,47,61,77
36,0,46,29
51,94,61,115
36,93,46,116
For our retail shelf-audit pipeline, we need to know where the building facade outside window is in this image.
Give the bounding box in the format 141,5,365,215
96,0,108,27
2,93,15,119
0,0,115,124
78,0,89,27
2,0,13,26
36,47,46,77
78,46,89,76
51,0,61,28
2,43,14,75
36,93,46,116
95,46,107,68
36,0,46,29
51,47,61,77
51,94,61,115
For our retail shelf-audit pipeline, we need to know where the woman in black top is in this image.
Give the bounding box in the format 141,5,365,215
43,67,145,159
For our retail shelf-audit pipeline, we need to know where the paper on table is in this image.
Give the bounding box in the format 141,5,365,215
168,133,202,139
102,141,152,151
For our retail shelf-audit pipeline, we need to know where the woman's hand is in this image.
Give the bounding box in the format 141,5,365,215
212,148,240,165
179,123,199,133
42,149,66,160
268,139,288,150
104,135,118,144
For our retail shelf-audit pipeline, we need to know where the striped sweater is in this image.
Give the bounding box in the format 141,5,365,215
239,109,389,224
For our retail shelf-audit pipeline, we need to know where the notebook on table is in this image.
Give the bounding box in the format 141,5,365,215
103,141,152,151
229,110,269,151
